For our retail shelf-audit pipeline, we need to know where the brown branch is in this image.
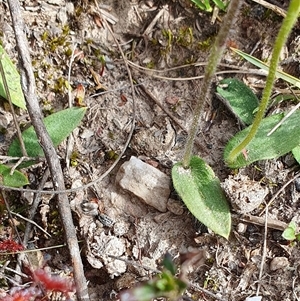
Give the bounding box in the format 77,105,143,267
6,0,89,300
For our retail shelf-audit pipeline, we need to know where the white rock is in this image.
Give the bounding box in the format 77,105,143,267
116,156,170,212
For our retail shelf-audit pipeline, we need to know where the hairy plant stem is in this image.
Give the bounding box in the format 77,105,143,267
227,0,300,164
182,0,241,168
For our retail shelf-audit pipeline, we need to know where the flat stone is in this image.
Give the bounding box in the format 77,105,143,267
116,156,170,212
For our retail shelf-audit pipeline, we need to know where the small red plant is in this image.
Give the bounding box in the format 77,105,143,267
0,239,24,253
2,287,40,301
3,268,75,301
33,269,75,293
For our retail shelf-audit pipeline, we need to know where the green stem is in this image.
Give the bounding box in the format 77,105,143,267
227,0,300,165
182,0,241,168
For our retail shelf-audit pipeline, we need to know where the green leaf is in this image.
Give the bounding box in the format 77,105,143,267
231,47,300,89
162,253,177,276
8,107,86,157
190,0,210,11
172,156,231,239
224,110,300,168
211,0,227,10
292,145,300,164
216,78,259,125
0,164,29,187
282,221,297,241
0,45,26,110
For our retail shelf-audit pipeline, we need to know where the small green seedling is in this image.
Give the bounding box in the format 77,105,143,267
190,0,227,12
119,254,187,301
282,221,300,243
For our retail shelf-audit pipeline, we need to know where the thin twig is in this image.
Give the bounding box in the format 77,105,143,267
267,101,300,136
259,172,299,216
23,168,51,245
65,43,79,170
11,211,51,238
0,155,43,163
127,59,269,81
6,0,89,299
67,43,78,108
250,0,287,17
292,276,300,301
0,263,29,279
256,204,268,296
2,243,68,256
137,83,208,154
10,156,26,175
232,214,287,231
190,282,227,301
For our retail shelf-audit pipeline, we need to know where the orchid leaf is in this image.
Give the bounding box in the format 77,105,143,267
172,156,231,239
292,145,300,164
0,164,29,187
224,110,300,168
8,107,86,157
0,45,26,110
216,78,259,125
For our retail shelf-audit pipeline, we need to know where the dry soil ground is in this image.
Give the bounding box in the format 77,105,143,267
1,0,300,301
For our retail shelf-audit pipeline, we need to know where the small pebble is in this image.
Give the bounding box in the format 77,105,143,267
236,222,247,234
270,257,289,271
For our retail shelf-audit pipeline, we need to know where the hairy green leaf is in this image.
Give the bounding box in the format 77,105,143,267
0,45,26,110
0,164,29,187
8,107,86,157
216,78,259,125
172,156,231,239
224,110,300,168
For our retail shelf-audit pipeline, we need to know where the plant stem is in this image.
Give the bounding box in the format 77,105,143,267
226,0,300,165
182,0,241,168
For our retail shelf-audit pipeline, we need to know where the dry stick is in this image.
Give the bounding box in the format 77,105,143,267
259,172,299,216
6,0,89,300
251,0,287,17
256,204,268,297
292,276,300,301
11,211,51,238
0,55,27,157
232,214,288,231
65,43,80,170
22,168,51,245
15,169,50,284
190,282,226,301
